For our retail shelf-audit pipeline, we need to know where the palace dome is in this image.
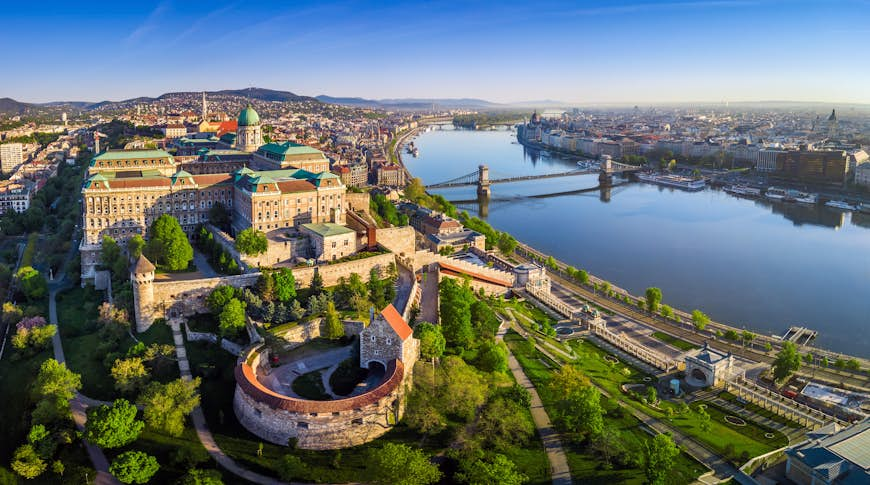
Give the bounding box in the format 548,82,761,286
238,105,260,126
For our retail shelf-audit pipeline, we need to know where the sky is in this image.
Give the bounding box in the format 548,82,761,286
2,0,869,105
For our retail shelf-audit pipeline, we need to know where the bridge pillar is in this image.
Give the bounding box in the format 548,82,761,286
477,164,491,199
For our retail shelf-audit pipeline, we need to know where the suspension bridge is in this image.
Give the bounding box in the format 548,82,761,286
425,159,642,198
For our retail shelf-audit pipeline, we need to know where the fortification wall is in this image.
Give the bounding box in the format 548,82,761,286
271,318,364,351
345,192,371,214
375,226,416,258
233,345,408,449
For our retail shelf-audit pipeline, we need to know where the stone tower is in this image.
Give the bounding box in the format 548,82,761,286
131,254,156,332
236,104,262,152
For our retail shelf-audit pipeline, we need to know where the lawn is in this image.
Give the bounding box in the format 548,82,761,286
718,391,803,429
564,337,787,462
292,370,331,400
330,356,368,396
56,286,177,401
185,339,551,484
652,331,698,351
505,331,706,484
0,347,52,462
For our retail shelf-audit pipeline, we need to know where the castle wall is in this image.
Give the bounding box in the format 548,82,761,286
375,226,416,258
271,318,364,350
344,192,370,214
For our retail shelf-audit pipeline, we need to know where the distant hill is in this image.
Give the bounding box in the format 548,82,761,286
316,95,503,109
0,97,33,114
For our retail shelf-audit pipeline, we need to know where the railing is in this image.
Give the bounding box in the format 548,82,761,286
724,375,847,429
589,319,677,371
525,283,580,319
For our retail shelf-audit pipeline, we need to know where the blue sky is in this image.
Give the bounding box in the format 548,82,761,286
2,0,869,104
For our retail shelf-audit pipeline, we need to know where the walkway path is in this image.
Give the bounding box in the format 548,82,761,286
167,319,292,485
49,284,121,485
497,318,572,485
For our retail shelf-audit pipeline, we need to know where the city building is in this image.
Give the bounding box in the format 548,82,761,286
376,164,406,187
300,222,357,262
163,123,187,139
426,229,485,253
88,149,177,177
779,148,850,186
684,342,733,387
785,419,869,485
236,105,262,152
855,163,870,188
757,149,787,172
0,179,34,214
251,141,330,173
332,162,367,187
1,143,24,174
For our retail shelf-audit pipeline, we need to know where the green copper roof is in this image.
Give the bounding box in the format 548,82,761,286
91,149,173,166
238,105,260,126
257,141,323,159
301,223,355,238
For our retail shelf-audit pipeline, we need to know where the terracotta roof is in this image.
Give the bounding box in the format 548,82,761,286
276,180,316,193
235,359,403,413
133,254,155,273
217,121,238,137
192,174,232,186
380,304,412,341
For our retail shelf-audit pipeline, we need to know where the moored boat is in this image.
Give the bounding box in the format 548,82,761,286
725,185,762,197
825,200,856,211
636,172,706,191
765,187,788,200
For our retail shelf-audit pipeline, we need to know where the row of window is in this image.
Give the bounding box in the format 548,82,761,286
87,199,231,215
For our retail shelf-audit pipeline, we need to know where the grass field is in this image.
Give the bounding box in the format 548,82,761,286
505,331,707,484
652,331,698,351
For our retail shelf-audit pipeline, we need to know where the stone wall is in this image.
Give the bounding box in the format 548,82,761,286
233,344,409,449
375,226,416,259
135,252,396,331
271,318,364,351
344,192,371,214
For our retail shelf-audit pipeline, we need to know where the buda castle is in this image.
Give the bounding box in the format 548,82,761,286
80,105,345,281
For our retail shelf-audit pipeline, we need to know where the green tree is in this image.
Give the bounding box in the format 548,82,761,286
310,270,324,295
660,304,674,319
235,228,268,256
366,443,441,485
476,340,509,373
206,285,237,314
773,341,801,381
273,268,297,302
368,267,386,308
110,451,159,484
691,309,709,333
476,398,534,450
31,359,81,424
456,453,527,485
84,399,144,448
496,232,518,255
403,177,426,202
742,330,756,348
16,266,47,302
697,406,712,432
324,301,344,340
146,214,193,270
277,455,308,482
548,365,603,438
127,234,145,259
218,299,246,336
110,357,149,393
101,235,127,276
725,329,740,342
438,278,474,349
179,469,224,485
576,269,590,285
645,287,662,313
644,433,680,485
11,445,46,479
415,322,445,363
139,378,201,437
208,202,231,230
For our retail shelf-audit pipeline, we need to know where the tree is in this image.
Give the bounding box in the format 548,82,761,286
11,445,46,479
773,341,801,381
101,235,127,276
206,285,237,314
277,455,308,482
179,469,224,485
547,365,603,439
742,330,756,348
110,451,159,484
438,278,474,349
146,214,193,270
111,357,149,393
273,268,296,302
324,301,344,340
496,232,518,255
366,443,441,485
697,406,712,432
644,433,679,485
31,359,81,423
415,322,445,363
310,270,324,295
235,227,268,256
691,309,709,333
576,269,590,285
645,287,662,313
218,299,246,336
456,453,527,485
16,266,47,302
368,267,386,308
127,234,145,259
84,399,144,448
725,329,740,342
476,340,509,373
139,378,201,437
476,398,534,450
208,202,231,230
403,177,426,202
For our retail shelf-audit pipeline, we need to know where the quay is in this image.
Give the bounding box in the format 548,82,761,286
782,326,818,346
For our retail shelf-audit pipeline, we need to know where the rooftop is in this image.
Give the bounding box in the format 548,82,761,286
301,222,355,238
92,149,173,161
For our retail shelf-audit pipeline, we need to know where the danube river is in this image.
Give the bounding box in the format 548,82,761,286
402,127,870,357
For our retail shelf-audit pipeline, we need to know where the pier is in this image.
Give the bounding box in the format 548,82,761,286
782,326,818,345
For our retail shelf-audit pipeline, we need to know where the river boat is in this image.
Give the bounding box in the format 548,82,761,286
825,200,856,211
791,191,819,204
765,187,788,200
725,185,762,197
636,172,706,191
858,203,870,214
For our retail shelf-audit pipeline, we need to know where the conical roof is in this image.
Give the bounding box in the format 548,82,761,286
133,254,156,274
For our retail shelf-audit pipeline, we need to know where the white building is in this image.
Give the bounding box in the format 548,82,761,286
0,143,24,174
757,148,786,172
0,180,33,214
855,163,870,188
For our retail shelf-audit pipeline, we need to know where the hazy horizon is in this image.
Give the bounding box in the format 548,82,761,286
3,0,870,105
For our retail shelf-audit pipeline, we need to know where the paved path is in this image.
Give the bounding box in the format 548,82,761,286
167,319,293,485
418,270,439,324
497,319,572,485
49,286,122,485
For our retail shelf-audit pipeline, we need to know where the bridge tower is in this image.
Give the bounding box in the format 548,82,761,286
598,156,613,186
477,164,491,199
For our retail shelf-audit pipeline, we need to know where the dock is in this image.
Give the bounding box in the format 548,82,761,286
782,326,818,345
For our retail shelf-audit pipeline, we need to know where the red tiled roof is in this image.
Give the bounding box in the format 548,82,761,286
276,180,316,193
380,304,412,341
192,174,232,186
235,359,403,413
217,121,238,137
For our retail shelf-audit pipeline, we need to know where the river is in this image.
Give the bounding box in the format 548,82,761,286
401,127,870,358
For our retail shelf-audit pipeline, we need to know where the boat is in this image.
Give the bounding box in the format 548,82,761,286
765,187,788,200
636,172,706,191
825,200,856,211
725,185,762,197
858,203,870,214
792,191,818,205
